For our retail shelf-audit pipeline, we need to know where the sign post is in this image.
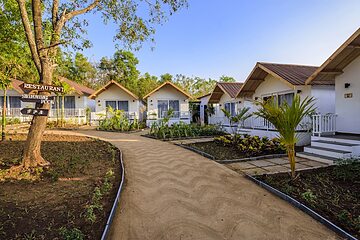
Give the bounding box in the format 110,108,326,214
20,83,63,118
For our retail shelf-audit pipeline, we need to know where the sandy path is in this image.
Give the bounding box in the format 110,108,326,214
57,130,339,240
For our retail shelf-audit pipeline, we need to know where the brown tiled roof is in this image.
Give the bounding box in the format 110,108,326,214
89,80,139,100
237,62,320,98
143,81,192,99
217,82,243,98
59,77,95,96
208,82,243,103
259,62,318,85
10,79,25,94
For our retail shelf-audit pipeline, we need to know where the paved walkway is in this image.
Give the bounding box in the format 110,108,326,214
61,130,338,239
226,156,329,175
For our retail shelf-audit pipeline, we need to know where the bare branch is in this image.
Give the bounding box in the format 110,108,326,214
65,0,100,21
16,0,41,74
32,0,45,56
52,0,59,29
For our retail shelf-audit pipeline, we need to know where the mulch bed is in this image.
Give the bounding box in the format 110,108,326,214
0,134,121,240
187,141,246,160
256,163,360,239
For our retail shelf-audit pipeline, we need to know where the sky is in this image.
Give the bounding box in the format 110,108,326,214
81,0,360,82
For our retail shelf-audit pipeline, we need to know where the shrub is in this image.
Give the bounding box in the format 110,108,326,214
214,134,285,157
59,227,84,240
98,107,141,132
149,122,224,139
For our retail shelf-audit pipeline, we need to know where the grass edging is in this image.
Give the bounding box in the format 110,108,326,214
245,174,357,240
176,143,287,163
100,148,125,240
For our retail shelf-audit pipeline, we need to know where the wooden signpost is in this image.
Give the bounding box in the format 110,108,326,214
19,83,62,117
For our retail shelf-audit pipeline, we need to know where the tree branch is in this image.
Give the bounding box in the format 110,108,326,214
65,0,100,21
16,0,41,74
52,0,59,29
32,0,45,56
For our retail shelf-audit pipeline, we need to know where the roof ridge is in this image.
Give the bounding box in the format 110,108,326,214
258,61,319,68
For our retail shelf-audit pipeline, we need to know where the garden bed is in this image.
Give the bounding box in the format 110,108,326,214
184,135,286,161
256,161,360,239
0,134,121,239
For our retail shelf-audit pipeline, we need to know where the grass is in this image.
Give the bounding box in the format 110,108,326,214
0,134,121,240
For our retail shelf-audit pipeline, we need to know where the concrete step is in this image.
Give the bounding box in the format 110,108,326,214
311,140,357,152
304,146,351,159
311,136,360,145
297,152,336,164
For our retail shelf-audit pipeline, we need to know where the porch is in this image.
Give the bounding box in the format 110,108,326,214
146,111,191,127
0,107,88,123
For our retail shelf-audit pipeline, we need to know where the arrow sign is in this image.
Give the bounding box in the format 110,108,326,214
21,83,64,93
21,108,49,116
21,94,55,104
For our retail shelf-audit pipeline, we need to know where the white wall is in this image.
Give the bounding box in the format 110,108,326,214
335,55,360,134
94,84,140,117
146,84,189,118
311,85,335,114
199,95,210,125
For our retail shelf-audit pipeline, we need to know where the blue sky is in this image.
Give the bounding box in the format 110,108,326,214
81,0,360,82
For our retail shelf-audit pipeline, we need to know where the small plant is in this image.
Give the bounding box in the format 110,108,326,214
98,106,142,132
59,227,84,240
301,189,317,204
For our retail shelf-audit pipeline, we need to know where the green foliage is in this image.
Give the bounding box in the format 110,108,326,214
98,106,143,132
301,189,317,204
84,169,115,224
255,95,316,178
150,122,224,140
214,134,285,157
221,107,251,134
334,157,360,181
59,227,84,240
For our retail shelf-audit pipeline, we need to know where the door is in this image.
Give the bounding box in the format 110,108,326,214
158,100,168,118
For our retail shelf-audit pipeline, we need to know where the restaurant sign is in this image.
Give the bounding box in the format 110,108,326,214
21,83,64,93
20,108,49,116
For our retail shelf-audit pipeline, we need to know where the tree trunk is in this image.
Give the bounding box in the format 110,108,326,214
1,90,7,141
21,61,52,169
287,144,296,179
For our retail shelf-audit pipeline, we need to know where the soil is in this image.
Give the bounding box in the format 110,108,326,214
187,141,246,160
257,162,360,239
0,134,121,240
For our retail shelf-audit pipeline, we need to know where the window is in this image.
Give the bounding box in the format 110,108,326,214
0,97,4,108
278,93,294,106
105,101,117,110
64,96,75,109
117,101,129,111
158,100,180,118
9,96,21,108
224,102,236,116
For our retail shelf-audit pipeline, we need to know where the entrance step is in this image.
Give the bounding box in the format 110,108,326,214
303,146,351,159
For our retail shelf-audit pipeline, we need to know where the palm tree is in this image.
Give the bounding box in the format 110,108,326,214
255,95,315,178
222,107,251,134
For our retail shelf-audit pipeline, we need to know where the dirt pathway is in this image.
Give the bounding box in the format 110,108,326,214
61,130,339,240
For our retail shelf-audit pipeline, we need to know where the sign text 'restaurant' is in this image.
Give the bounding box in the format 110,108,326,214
21,83,64,93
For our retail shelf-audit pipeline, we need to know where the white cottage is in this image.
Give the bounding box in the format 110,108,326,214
0,78,95,123
236,62,335,146
207,82,244,131
303,28,360,159
89,80,144,121
144,81,191,127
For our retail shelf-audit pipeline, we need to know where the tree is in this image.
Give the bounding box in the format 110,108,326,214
255,95,315,178
159,73,173,83
219,75,236,82
16,0,188,170
98,50,140,91
221,107,251,134
137,73,158,98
